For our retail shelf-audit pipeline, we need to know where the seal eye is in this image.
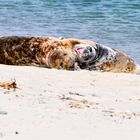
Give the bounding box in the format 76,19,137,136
63,53,67,56
87,46,93,52
89,47,92,52
60,62,64,68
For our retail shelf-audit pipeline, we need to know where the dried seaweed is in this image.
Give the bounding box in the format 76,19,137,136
0,79,18,90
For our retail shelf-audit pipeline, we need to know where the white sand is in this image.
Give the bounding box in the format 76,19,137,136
0,64,140,140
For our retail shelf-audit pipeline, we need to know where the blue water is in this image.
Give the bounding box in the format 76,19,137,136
0,0,140,63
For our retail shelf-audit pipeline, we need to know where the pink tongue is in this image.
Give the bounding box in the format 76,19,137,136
76,48,85,54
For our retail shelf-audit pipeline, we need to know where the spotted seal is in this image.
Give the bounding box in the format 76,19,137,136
0,36,139,73
0,36,78,70
73,42,139,73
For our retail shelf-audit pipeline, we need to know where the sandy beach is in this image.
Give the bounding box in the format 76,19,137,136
0,64,140,140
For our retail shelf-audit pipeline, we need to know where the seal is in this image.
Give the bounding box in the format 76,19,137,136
0,36,78,70
0,36,139,73
73,42,139,73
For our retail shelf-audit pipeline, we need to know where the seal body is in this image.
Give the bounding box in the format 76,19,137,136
0,36,138,73
73,43,137,73
0,36,78,70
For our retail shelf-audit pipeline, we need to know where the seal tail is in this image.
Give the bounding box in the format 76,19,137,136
135,64,140,74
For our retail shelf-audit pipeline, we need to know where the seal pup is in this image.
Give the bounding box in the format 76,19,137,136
73,43,139,73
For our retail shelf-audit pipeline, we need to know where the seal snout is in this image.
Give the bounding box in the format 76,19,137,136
82,46,94,58
74,44,96,63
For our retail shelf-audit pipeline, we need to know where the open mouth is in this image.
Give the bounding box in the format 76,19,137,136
75,47,86,55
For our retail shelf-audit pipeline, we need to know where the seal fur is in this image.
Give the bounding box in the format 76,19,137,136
73,42,138,73
0,36,79,70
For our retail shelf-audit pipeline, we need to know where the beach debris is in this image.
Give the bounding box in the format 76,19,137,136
68,91,84,96
15,131,19,135
103,109,140,120
0,79,18,90
0,111,7,115
59,94,99,109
